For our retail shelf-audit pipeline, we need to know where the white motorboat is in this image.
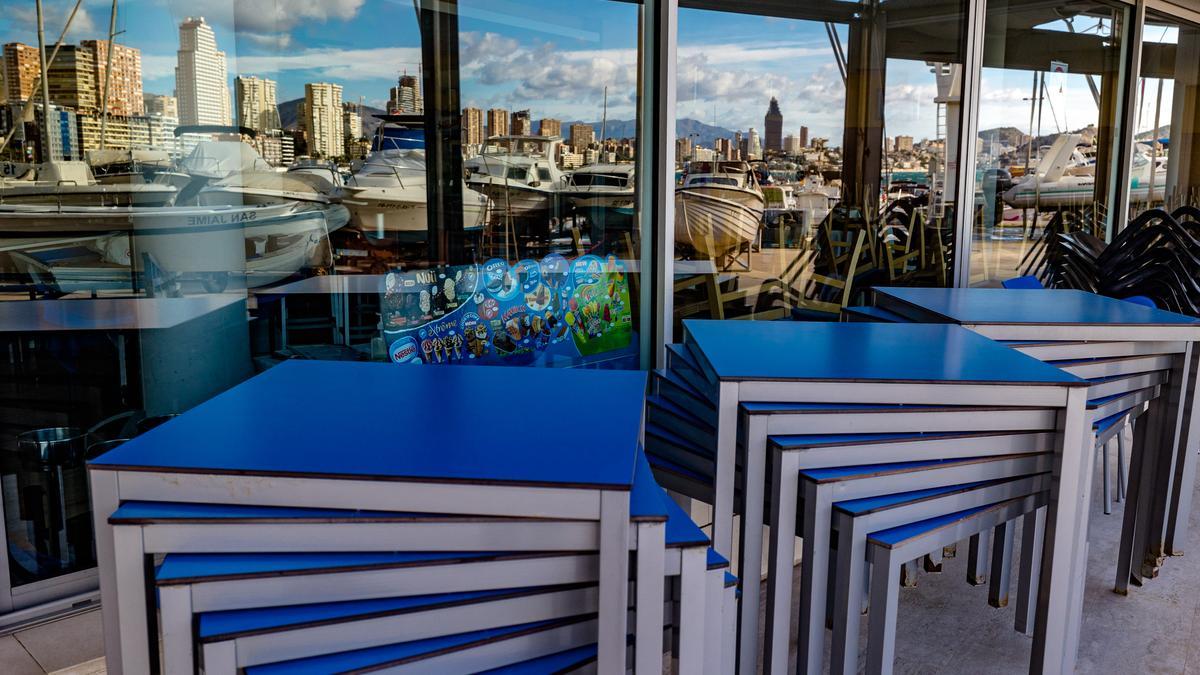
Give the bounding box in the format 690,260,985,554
342,148,489,242
674,160,765,257
464,135,568,222
196,166,352,234
565,163,636,245
0,160,177,207
86,149,187,187
1002,133,1166,208
0,201,333,289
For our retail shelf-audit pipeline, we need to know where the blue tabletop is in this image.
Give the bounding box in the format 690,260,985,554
682,320,1085,385
478,645,597,673
244,617,583,674
90,361,647,489
156,551,500,582
199,587,529,638
876,287,1200,327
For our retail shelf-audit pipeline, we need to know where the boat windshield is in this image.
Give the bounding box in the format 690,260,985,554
506,167,528,180
571,174,627,188
687,176,738,187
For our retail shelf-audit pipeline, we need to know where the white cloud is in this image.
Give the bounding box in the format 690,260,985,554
5,1,98,43
231,46,422,81
161,0,364,33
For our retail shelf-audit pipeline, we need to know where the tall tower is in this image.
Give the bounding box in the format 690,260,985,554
175,17,231,126
82,40,144,115
388,72,422,114
764,97,783,154
462,107,484,146
3,43,43,104
510,109,532,136
304,82,344,158
235,75,280,132
486,108,508,138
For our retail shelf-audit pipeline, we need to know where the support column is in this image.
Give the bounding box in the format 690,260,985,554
419,0,467,266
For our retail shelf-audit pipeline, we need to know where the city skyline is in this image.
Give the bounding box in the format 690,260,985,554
0,0,1162,145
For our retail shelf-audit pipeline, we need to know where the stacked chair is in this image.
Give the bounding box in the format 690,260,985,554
88,361,733,674
1028,206,1200,317
644,319,1089,674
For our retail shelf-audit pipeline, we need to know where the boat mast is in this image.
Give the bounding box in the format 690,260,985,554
600,85,607,145
99,0,119,149
35,0,54,162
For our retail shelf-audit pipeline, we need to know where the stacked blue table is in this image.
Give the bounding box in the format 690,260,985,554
646,320,1088,674
875,286,1200,671
89,361,723,675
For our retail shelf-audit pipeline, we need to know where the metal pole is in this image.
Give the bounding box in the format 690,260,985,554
951,0,986,288
99,0,118,149
35,0,54,162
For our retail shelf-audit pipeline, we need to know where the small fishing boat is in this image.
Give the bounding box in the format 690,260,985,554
674,160,764,258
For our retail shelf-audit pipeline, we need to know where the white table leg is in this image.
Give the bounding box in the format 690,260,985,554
89,469,123,675
830,517,866,675
736,415,767,675
713,382,739,558
159,585,194,674
635,521,665,675
797,483,832,675
1031,386,1088,674
866,549,901,675
677,547,707,675
763,452,800,675
598,490,630,675
1016,507,1045,636
112,525,153,675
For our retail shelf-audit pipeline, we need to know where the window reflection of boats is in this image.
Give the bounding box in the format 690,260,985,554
563,163,635,250
0,160,178,207
464,135,569,243
674,160,765,260
342,115,491,244
0,201,339,292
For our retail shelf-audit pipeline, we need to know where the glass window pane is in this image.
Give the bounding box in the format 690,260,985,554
673,0,966,332
0,0,642,598
969,0,1129,287
1139,11,1200,211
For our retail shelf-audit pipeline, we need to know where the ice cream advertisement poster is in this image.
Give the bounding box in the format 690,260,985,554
381,254,634,367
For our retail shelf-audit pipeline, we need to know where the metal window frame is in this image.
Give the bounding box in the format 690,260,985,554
641,0,678,367
952,0,988,288
1111,0,1146,237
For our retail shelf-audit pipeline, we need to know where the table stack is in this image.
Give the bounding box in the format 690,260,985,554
88,361,731,675
871,286,1200,670
645,320,1093,674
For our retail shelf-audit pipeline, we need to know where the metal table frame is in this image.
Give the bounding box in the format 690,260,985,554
828,474,1051,674
876,287,1200,672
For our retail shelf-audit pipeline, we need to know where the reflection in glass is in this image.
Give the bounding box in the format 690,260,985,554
969,0,1128,286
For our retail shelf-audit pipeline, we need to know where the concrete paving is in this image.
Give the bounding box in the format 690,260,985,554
4,441,1200,673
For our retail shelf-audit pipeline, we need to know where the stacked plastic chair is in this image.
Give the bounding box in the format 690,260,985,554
645,319,1090,674
88,361,732,675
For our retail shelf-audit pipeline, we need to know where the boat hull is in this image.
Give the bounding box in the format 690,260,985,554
674,188,764,256
467,178,556,221
344,186,488,241
0,183,177,207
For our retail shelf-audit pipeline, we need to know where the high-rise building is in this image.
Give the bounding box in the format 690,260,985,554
342,102,362,142
895,135,915,152
144,93,177,118
510,109,532,136
462,107,484,146
388,73,422,114
304,82,344,158
486,108,508,138
675,136,691,160
4,43,42,105
783,134,802,155
569,123,594,153
46,45,96,112
799,125,809,149
34,104,80,161
234,75,280,132
715,137,734,160
175,17,231,126
539,118,561,138
747,127,761,160
764,97,783,154
81,40,144,116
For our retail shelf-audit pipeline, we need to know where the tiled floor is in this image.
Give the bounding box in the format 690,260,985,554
7,442,1200,673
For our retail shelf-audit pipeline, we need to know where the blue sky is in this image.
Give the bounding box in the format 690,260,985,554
1,0,1142,141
